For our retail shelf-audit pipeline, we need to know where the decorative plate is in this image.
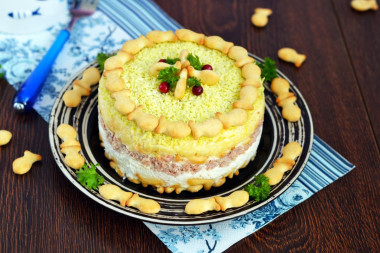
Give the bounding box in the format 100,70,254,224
49,54,313,225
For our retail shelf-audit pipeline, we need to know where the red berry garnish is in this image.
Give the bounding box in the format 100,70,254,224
202,64,213,70
159,82,170,93
158,59,166,63
192,86,203,96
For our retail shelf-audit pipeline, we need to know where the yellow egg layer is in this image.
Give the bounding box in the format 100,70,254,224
98,41,265,158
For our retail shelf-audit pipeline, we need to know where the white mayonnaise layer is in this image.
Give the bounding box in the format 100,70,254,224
99,119,263,188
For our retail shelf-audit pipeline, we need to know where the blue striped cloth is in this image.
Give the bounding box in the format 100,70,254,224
298,135,353,191
0,1,355,252
98,0,181,35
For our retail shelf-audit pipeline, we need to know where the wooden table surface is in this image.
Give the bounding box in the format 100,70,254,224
1,0,379,252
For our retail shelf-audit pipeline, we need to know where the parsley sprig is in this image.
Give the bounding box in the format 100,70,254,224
0,64,4,78
158,66,180,90
187,77,202,88
76,163,104,190
187,53,203,70
257,57,278,83
97,52,116,71
244,174,271,201
165,57,180,64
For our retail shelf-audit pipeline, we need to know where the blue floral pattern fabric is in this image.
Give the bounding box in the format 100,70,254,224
0,1,355,252
0,11,130,122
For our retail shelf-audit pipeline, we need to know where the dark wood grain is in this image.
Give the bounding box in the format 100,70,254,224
1,0,379,252
0,82,169,253
330,0,380,149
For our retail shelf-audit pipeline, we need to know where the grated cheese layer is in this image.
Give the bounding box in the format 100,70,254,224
98,40,265,158
120,41,243,122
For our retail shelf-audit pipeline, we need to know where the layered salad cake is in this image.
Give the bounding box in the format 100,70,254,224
98,29,265,194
